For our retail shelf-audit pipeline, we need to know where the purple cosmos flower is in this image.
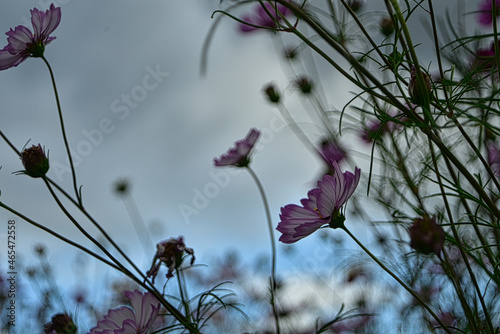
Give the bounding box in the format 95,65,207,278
88,290,160,334
239,3,291,33
214,128,260,167
478,0,500,26
487,140,500,174
0,3,61,70
319,138,347,166
277,161,361,243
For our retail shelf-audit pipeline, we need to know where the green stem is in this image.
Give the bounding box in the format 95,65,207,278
342,227,452,334
246,166,280,334
41,56,81,206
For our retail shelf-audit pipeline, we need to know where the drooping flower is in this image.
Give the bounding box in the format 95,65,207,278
408,215,445,256
214,128,260,167
20,144,49,178
44,313,77,334
88,290,160,334
146,236,195,283
277,161,361,243
239,2,291,33
0,3,61,70
478,0,500,27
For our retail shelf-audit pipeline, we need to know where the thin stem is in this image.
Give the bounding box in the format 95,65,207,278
0,201,121,271
41,56,81,206
342,226,453,334
245,166,280,334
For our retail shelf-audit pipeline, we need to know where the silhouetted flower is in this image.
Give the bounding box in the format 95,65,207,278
21,144,49,178
147,236,195,283
478,0,500,26
89,290,160,334
277,161,361,243
0,3,61,70
409,215,445,256
44,313,77,334
239,2,291,33
214,128,260,167
263,82,281,103
294,75,313,94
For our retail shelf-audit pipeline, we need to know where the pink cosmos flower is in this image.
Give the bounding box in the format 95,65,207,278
214,128,260,167
239,3,291,33
478,0,500,26
0,3,61,70
88,290,160,334
277,161,361,243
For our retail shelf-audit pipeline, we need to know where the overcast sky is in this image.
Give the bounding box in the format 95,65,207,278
0,0,481,325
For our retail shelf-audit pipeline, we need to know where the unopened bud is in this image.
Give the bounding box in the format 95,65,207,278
380,16,394,36
21,144,49,178
409,215,445,256
44,313,77,334
409,68,432,106
263,83,281,103
294,75,313,94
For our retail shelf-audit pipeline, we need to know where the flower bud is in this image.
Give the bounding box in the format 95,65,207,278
294,75,313,94
409,68,432,106
380,16,394,36
409,215,445,256
263,82,281,103
44,313,77,334
347,0,364,12
21,144,49,178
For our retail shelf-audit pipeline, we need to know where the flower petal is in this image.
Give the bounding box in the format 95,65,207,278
0,47,26,70
277,204,326,243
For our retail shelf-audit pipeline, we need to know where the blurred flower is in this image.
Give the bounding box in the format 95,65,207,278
263,82,281,103
330,314,371,333
113,178,130,195
89,290,160,334
239,2,291,33
294,75,313,94
478,0,500,26
488,140,500,174
147,236,195,283
472,41,498,72
277,161,361,243
347,0,364,13
380,16,394,36
360,119,386,143
0,3,61,70
409,215,445,256
319,138,347,168
44,313,77,334
20,144,49,178
214,128,260,167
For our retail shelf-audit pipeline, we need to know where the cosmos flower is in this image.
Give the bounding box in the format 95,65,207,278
214,128,260,167
88,290,160,334
0,3,61,70
277,161,361,243
408,215,445,256
239,2,291,33
478,0,500,26
146,236,195,283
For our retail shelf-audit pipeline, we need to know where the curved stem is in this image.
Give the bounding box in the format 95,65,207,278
41,56,81,206
342,227,452,334
246,166,280,334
